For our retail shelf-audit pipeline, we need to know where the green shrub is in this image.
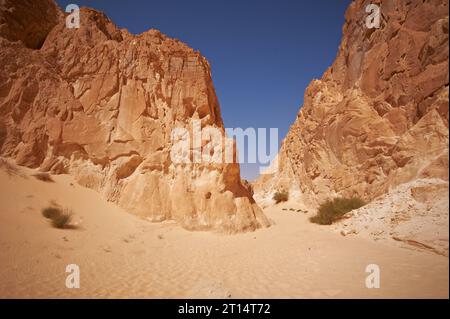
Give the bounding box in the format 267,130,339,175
310,197,365,225
51,209,73,229
42,207,62,219
273,191,289,204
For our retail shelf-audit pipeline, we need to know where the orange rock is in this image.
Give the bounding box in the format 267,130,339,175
255,0,449,207
0,1,270,232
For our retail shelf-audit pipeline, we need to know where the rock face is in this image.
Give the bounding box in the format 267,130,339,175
335,178,449,256
0,1,270,232
255,0,449,207
0,0,61,49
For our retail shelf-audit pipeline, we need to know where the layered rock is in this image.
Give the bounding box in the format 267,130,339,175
0,1,270,232
255,0,449,208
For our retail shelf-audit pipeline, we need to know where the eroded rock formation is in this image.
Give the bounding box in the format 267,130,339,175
334,178,449,256
255,0,449,207
0,0,270,232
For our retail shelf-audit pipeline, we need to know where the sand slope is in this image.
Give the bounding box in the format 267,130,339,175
0,160,448,298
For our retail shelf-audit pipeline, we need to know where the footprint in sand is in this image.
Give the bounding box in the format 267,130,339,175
122,234,137,243
102,246,112,253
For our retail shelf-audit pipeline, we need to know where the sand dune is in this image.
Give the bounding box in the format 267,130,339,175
0,160,448,298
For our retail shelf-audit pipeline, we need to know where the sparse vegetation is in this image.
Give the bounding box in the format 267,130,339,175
51,209,73,229
42,207,62,219
33,172,54,182
41,206,74,229
273,191,289,204
310,197,365,225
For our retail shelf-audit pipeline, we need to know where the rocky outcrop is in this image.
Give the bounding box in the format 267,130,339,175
0,0,61,49
255,0,449,208
334,178,449,256
0,1,270,232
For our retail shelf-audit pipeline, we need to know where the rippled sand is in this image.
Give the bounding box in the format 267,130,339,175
0,161,448,298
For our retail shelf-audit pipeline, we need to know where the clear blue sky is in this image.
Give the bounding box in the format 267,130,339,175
56,0,351,180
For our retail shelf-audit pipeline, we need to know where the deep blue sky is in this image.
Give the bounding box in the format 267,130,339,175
56,0,351,180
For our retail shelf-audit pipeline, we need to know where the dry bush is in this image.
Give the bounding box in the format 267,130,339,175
51,209,73,229
273,191,289,204
41,206,74,229
42,206,62,219
310,197,365,225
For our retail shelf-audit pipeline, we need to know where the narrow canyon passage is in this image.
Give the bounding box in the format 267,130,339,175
0,0,448,303
0,164,447,298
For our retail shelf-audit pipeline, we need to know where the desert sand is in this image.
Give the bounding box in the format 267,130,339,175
0,160,447,299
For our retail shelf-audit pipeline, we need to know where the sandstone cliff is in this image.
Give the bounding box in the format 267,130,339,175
0,0,270,232
255,0,449,208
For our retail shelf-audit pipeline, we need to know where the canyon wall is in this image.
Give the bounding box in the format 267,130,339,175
255,0,449,207
0,0,270,232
